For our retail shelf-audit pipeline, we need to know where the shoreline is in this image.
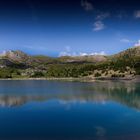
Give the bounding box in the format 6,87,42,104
0,75,139,82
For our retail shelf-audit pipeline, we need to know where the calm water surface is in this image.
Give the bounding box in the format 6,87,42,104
0,80,140,140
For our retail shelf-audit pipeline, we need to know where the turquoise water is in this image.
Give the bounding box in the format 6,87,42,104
0,80,140,140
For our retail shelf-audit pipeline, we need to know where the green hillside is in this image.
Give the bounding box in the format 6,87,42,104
0,46,139,79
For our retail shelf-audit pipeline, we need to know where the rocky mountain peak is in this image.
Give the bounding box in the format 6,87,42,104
0,50,31,63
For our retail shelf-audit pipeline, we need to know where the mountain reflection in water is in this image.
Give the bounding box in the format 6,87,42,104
0,81,139,110
0,80,140,140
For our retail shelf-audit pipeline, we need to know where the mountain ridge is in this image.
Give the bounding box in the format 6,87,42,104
1,46,140,63
0,46,139,79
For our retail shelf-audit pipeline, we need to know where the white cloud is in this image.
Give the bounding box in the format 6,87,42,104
93,51,106,56
59,46,72,57
59,46,106,57
93,21,105,31
59,52,106,57
134,10,140,18
59,52,71,57
59,46,72,56
93,13,110,32
79,53,88,56
80,51,106,56
96,13,110,20
134,40,140,46
59,51,78,57
120,39,140,47
81,0,93,11
120,38,131,43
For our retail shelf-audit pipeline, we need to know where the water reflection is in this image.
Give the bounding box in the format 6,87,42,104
0,81,140,140
0,81,139,110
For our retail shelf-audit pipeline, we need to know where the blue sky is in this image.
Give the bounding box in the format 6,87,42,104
0,0,140,56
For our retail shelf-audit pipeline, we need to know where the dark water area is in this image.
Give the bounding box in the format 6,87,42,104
0,80,140,140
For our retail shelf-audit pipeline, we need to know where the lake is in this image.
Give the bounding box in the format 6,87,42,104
0,80,140,140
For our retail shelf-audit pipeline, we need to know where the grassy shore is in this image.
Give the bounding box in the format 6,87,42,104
0,75,139,82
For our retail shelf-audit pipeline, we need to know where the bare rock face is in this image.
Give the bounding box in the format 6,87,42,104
4,50,30,62
0,50,36,66
0,50,36,68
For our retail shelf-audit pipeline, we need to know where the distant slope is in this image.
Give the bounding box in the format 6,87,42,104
110,46,140,59
58,55,107,63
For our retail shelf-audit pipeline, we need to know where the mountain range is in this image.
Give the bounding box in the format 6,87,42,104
0,46,140,79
